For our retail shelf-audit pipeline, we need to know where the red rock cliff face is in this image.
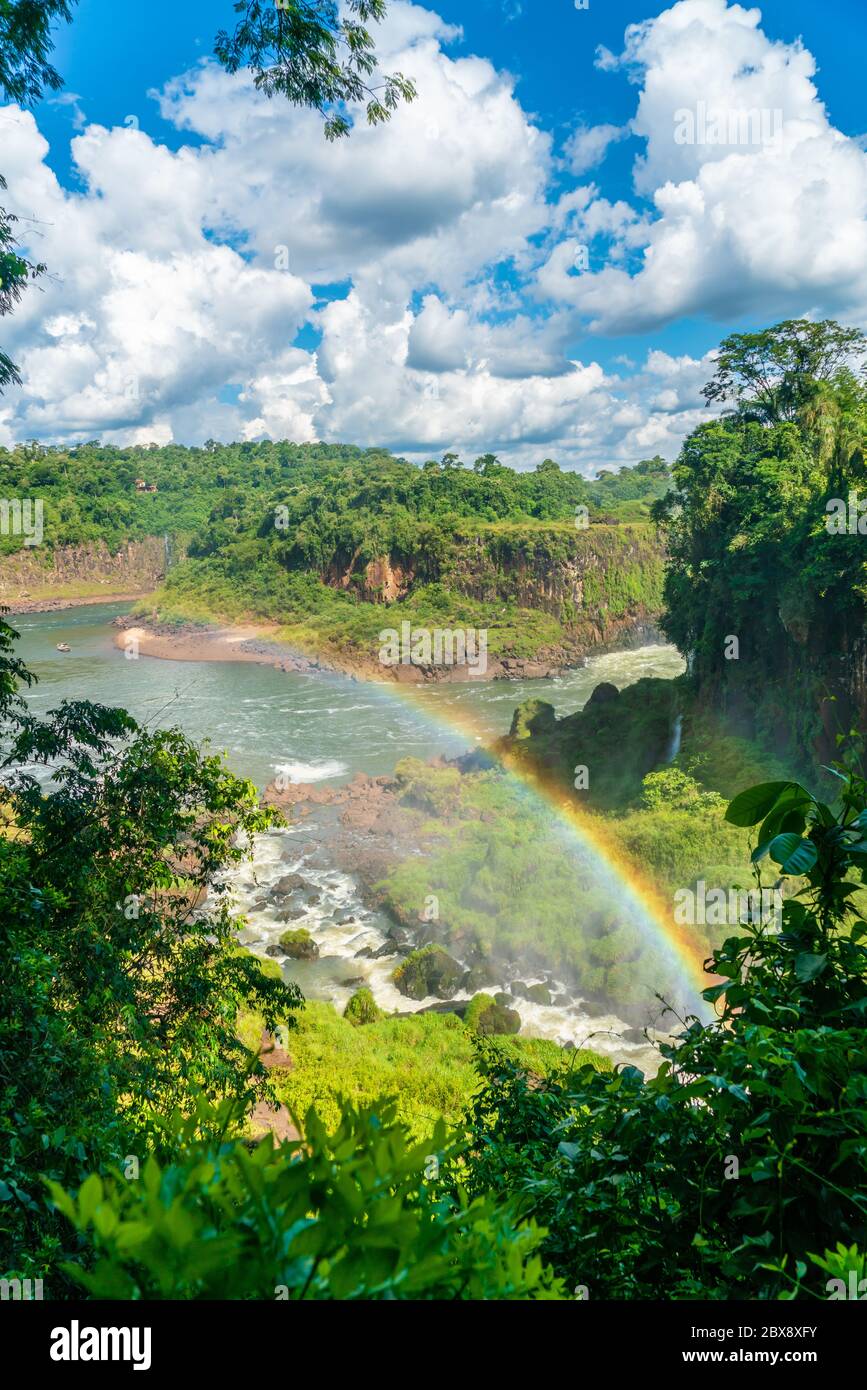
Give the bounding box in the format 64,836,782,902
361,556,413,602
326,552,414,603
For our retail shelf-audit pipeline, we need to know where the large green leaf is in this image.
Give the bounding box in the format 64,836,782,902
756,785,814,844
725,781,808,827
795,952,827,983
767,833,818,876
750,839,775,864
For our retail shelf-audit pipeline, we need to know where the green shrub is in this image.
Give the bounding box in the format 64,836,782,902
343,988,383,1025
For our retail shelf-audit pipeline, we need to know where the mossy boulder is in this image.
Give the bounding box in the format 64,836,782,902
511,981,552,1006
344,988,384,1026
392,944,464,1001
464,993,521,1036
278,928,319,960
480,1003,521,1036
464,993,496,1031
586,681,620,707
509,698,558,740
507,676,679,811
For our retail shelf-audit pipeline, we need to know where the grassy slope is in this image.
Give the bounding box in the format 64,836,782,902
239,997,608,1139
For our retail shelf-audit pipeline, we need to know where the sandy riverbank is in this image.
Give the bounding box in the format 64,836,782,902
113,620,382,680
112,617,582,683
115,623,299,666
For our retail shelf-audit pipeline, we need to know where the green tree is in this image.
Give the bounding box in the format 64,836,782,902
0,0,74,103
702,318,867,425
654,320,867,722
0,178,45,389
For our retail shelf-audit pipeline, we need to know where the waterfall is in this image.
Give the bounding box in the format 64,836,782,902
665,713,683,764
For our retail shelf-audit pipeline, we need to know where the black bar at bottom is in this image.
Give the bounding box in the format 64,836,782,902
3,1297,861,1377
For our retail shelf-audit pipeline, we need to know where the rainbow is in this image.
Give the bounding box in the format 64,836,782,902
335,671,712,1011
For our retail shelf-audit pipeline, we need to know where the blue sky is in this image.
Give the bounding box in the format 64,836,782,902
44,1,867,153
3,0,867,468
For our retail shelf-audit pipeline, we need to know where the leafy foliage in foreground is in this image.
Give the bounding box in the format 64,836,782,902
0,615,301,1284
459,769,867,1299
48,1096,562,1301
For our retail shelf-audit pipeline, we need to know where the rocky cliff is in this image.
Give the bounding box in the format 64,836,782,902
324,522,666,648
0,535,176,610
699,611,867,771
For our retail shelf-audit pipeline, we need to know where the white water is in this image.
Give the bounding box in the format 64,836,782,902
270,758,348,783
225,825,677,1075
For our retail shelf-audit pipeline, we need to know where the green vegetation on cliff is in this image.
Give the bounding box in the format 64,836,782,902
151,449,667,664
0,440,668,663
653,318,867,766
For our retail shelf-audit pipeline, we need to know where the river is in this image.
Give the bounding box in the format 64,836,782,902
11,602,688,1069
12,602,685,785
